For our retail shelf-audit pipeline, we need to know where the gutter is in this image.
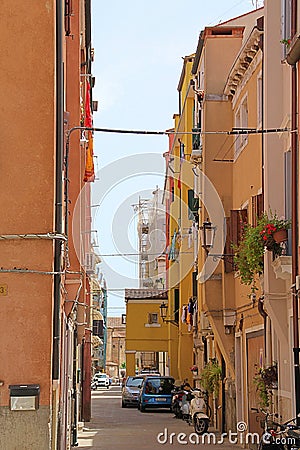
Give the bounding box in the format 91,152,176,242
287,0,300,424
53,0,64,381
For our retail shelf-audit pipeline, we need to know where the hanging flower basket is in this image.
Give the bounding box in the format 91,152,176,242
273,229,288,243
253,363,278,408
190,365,198,375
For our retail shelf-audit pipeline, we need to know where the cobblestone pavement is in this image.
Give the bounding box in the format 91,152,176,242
77,386,245,450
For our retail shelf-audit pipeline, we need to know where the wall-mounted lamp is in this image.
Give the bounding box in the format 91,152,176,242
200,219,234,265
159,302,179,327
200,220,215,252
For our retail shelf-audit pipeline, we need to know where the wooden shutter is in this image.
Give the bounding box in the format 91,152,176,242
225,210,248,273
230,209,248,247
65,0,72,36
224,217,234,273
251,194,263,226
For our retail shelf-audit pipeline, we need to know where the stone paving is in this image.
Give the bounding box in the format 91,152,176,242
77,386,245,450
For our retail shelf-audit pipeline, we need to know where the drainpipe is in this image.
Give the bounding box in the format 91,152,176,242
53,0,64,382
71,328,78,447
52,1,64,447
291,0,300,424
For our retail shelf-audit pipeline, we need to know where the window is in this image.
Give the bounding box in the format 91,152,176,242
148,313,158,324
234,96,248,159
188,189,199,220
93,320,104,338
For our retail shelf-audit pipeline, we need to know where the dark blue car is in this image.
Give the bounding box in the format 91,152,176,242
138,376,175,412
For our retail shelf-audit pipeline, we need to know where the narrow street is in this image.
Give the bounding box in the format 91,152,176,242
77,386,241,449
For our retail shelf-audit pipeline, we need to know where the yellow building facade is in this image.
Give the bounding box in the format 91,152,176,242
125,289,169,376
164,55,198,384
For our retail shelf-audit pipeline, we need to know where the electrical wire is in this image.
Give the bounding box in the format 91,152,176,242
217,134,239,162
0,268,64,275
68,125,290,138
207,0,250,26
213,134,231,161
98,251,193,256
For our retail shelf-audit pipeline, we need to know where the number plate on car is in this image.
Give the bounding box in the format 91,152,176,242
156,397,166,401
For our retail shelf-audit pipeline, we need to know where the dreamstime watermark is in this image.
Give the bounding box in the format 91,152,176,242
156,422,296,446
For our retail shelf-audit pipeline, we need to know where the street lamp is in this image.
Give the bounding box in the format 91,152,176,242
159,302,179,327
200,220,215,252
200,219,234,265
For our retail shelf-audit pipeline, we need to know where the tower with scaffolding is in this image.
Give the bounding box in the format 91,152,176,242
135,188,166,289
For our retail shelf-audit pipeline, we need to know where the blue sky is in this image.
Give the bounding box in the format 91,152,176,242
90,0,262,315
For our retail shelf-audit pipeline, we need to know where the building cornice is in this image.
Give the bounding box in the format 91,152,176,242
224,27,263,97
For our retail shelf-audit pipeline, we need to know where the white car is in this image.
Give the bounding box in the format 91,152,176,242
93,373,110,389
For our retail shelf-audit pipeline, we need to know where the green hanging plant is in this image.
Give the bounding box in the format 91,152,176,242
234,213,290,288
253,363,278,408
199,359,222,397
234,221,265,286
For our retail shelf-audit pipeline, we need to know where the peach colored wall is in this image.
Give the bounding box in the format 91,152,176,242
0,2,56,406
65,0,89,343
232,64,262,211
205,35,243,95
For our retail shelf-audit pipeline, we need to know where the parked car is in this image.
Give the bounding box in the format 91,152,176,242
121,376,145,408
138,376,175,412
93,372,110,389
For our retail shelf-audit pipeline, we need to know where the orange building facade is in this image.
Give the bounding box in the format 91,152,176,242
0,2,96,449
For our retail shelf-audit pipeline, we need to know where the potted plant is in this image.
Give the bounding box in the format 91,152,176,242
234,213,291,288
199,359,222,397
190,365,198,376
260,213,291,245
280,38,291,47
253,363,278,408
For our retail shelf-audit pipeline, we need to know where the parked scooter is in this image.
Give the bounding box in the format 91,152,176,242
180,389,210,434
181,389,194,424
190,390,210,434
171,386,184,419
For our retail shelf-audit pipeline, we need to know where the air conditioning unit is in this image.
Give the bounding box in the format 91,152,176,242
85,252,95,274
